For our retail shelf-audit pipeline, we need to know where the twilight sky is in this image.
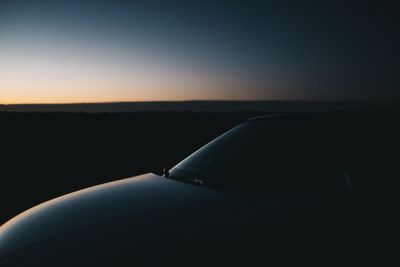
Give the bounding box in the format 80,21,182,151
0,0,399,104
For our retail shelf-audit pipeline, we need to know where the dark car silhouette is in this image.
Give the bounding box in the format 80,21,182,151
0,112,399,266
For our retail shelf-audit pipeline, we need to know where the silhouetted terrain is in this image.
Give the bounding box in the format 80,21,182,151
2,100,400,113
0,111,262,224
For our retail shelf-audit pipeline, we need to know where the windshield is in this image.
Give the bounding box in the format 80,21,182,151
169,116,344,194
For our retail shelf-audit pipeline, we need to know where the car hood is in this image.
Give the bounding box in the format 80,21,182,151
0,173,224,259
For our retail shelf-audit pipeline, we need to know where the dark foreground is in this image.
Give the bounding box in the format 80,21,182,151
1,110,400,266
0,111,260,225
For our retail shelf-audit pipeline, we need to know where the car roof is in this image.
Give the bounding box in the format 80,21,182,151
245,109,400,123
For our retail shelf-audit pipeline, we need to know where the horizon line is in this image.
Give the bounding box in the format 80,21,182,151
2,99,400,105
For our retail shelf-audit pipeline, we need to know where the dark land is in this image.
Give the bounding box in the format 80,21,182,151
2,100,400,113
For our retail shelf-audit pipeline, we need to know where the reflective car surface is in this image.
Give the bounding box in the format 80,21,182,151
0,112,399,266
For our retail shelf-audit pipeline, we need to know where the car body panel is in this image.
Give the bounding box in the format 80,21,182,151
0,173,229,259
0,172,347,266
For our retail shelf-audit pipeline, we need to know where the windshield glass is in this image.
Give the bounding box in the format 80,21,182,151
169,116,344,194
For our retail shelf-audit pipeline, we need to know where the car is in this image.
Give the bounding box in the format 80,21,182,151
0,111,399,266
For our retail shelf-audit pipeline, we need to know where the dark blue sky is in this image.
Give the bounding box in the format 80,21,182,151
1,0,399,103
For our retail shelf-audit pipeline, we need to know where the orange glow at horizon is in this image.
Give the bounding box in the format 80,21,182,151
0,73,270,104
0,35,278,105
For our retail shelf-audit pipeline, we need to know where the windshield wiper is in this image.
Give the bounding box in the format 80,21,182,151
170,175,204,186
162,167,205,186
164,168,204,186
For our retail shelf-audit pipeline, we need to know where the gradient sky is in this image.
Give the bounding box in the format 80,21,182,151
1,0,399,104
